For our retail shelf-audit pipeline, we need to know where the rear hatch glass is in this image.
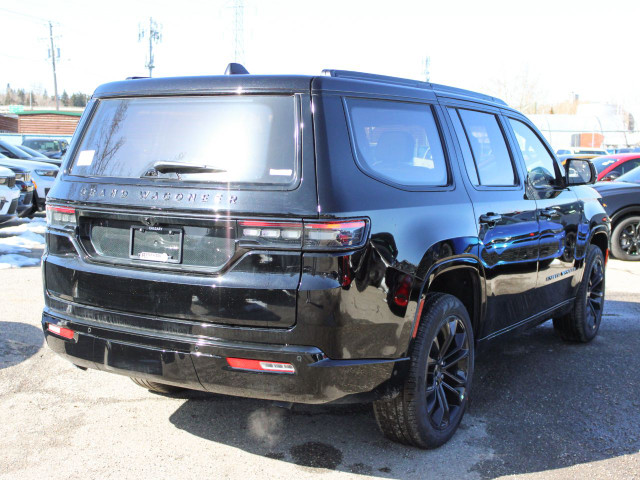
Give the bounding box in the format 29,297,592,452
70,95,298,187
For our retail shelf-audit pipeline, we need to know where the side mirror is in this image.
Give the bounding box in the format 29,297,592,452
602,172,619,182
565,158,597,185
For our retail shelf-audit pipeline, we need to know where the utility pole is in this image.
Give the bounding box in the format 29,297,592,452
48,21,59,110
423,56,431,82
232,0,244,63
138,18,162,77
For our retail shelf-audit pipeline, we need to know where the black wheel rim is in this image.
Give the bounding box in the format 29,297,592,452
425,315,470,430
586,257,605,330
619,221,640,256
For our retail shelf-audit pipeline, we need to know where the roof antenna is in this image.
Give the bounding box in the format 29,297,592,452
225,63,249,75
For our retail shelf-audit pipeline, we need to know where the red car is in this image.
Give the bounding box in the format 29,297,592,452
592,153,640,181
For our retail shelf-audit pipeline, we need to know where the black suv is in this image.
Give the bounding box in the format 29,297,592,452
42,67,609,448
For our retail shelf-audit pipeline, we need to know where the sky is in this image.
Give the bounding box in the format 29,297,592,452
1,0,640,108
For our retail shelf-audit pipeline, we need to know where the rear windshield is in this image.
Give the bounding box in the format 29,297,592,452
70,95,298,186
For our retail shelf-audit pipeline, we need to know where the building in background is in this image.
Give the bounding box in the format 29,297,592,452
0,109,82,135
528,103,640,151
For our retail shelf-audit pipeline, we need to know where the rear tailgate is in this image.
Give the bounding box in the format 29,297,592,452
45,83,317,330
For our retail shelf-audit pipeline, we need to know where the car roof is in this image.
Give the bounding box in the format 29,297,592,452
92,69,510,110
591,153,640,161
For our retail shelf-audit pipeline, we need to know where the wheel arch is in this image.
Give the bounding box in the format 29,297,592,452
610,206,640,228
409,258,486,349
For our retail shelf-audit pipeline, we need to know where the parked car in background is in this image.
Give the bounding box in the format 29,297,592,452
594,180,640,260
42,67,609,449
0,166,20,225
0,157,58,212
556,147,608,156
0,161,35,217
614,165,640,184
15,144,62,166
0,139,34,160
22,137,69,160
591,154,640,181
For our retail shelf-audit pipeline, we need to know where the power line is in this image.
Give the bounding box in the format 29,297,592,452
0,7,49,25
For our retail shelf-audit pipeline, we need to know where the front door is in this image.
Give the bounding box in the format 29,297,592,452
504,116,583,311
442,105,540,339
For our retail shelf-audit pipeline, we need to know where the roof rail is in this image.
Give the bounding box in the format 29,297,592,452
126,76,149,80
321,69,507,106
322,69,427,88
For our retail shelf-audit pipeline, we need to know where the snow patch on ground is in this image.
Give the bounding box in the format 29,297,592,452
0,217,45,268
0,254,41,269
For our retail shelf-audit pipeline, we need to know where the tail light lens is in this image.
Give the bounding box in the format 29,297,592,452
46,205,77,230
238,219,368,251
238,220,303,248
304,220,367,249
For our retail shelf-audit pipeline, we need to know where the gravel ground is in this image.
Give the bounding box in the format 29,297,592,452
0,259,639,480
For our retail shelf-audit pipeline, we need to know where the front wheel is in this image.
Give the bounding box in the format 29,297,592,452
553,245,605,342
373,293,474,449
611,216,640,261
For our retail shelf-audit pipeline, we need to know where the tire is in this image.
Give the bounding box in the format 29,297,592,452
131,377,184,394
553,245,605,342
373,293,474,449
610,216,640,261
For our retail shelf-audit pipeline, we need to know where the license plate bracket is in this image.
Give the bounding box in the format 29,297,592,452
130,226,183,264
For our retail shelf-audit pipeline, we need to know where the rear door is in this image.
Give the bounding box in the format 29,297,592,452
441,102,540,338
503,114,584,311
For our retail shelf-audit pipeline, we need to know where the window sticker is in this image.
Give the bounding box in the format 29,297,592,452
76,150,95,166
269,168,293,176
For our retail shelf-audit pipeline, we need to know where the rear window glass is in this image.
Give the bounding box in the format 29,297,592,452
70,95,298,186
25,140,63,152
345,98,448,187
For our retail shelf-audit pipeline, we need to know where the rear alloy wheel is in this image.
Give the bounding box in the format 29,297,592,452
373,293,474,448
553,245,605,342
611,216,640,261
131,377,185,394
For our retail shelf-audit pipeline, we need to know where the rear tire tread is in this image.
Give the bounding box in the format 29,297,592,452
130,377,184,394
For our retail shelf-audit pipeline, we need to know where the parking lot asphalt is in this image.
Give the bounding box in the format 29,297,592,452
1,260,639,480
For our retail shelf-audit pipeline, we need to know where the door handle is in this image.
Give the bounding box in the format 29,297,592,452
479,213,502,225
539,208,559,218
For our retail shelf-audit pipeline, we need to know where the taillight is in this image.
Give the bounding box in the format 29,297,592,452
238,220,303,247
47,323,75,340
238,219,368,250
46,205,76,229
226,357,295,374
303,220,367,250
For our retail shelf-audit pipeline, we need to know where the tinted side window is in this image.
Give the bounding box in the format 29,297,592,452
508,118,560,188
346,98,448,187
458,109,516,186
617,159,640,175
447,108,479,185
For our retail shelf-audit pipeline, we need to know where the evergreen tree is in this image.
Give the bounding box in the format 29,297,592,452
61,90,70,106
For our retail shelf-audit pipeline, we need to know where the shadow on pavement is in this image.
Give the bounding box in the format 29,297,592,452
0,321,44,369
169,300,640,478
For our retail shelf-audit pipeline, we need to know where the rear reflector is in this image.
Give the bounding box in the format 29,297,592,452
47,323,75,339
226,357,295,374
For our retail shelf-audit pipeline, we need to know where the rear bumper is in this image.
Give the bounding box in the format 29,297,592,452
42,309,404,404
